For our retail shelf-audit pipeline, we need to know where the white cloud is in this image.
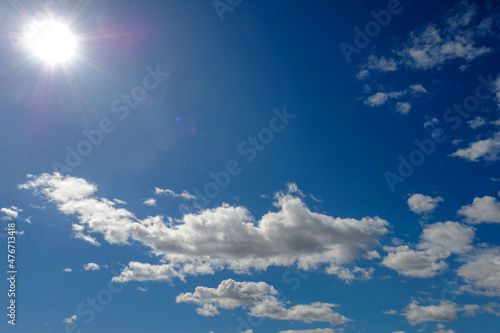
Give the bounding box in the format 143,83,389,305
63,268,72,273
143,198,157,206
403,301,459,323
364,91,406,107
457,247,500,297
467,117,487,129
450,132,500,162
364,92,390,107
483,302,500,316
74,231,101,246
383,309,397,315
382,221,475,278
399,1,491,71
176,279,349,325
112,262,185,283
21,173,390,283
154,187,196,200
424,117,439,128
356,69,370,80
277,329,338,333
62,315,77,324
396,102,412,114
1,206,22,221
113,199,127,205
435,323,455,333
382,245,448,278
137,287,148,292
366,55,398,72
417,221,475,255
410,84,427,94
407,194,443,214
83,263,100,271
458,195,500,223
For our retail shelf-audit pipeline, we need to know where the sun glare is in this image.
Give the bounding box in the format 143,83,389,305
24,20,77,65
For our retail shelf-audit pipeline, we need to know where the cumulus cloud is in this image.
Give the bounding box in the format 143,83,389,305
1,206,22,221
458,195,500,223
63,268,72,273
450,132,500,162
467,117,487,129
62,315,77,324
364,91,406,107
83,263,100,271
382,221,474,277
396,102,412,114
382,245,448,278
176,279,349,325
154,187,196,200
357,55,398,78
277,329,339,333
21,173,390,283
407,194,443,215
457,247,500,297
143,198,157,206
399,2,491,70
435,323,455,333
364,84,427,109
403,300,481,325
403,301,460,323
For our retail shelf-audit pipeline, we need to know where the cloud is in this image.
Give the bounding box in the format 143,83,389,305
399,3,491,70
277,329,339,333
21,173,390,283
143,198,157,206
137,287,148,292
424,117,440,128
83,263,100,271
417,221,475,255
396,102,412,114
467,117,487,129
458,195,500,223
457,247,500,297
483,302,500,316
383,310,397,315
364,84,427,108
435,323,455,333
357,55,398,78
1,206,22,221
407,194,443,214
154,187,196,200
63,268,72,273
112,262,185,283
382,221,474,277
409,84,428,94
176,279,349,325
62,315,77,324
364,91,406,107
382,245,448,278
403,301,460,323
450,132,500,162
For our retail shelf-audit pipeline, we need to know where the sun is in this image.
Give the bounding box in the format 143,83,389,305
24,20,77,65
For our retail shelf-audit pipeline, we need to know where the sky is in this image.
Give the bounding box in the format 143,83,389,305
0,0,500,332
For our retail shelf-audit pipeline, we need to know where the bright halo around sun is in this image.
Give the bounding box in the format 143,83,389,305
24,20,77,65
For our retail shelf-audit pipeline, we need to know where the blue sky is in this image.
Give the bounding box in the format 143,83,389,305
1,0,500,332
